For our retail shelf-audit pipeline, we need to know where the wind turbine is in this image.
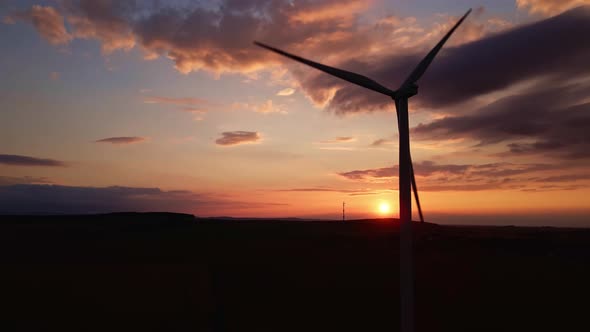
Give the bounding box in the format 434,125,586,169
255,9,471,332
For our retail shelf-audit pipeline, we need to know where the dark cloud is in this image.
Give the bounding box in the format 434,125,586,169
415,6,590,107
534,174,590,183
11,2,590,113
0,176,52,186
336,161,589,191
338,166,397,181
413,82,590,159
370,138,394,147
215,131,261,146
95,137,146,145
0,184,285,215
338,161,472,180
302,6,590,113
0,154,66,167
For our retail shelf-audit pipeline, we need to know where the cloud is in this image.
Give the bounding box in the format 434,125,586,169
517,0,590,16
0,154,66,167
319,136,355,144
338,166,397,181
277,88,295,96
95,137,146,145
534,174,590,183
275,187,391,196
215,131,261,146
300,6,590,113
2,16,16,25
0,184,285,215
289,0,369,24
144,96,207,106
336,161,589,191
132,0,372,74
63,0,136,54
50,71,60,80
7,5,72,45
0,176,52,186
10,0,374,75
370,138,395,147
232,100,287,114
10,1,590,130
413,82,590,160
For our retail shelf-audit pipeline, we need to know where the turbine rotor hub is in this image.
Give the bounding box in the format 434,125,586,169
393,84,419,100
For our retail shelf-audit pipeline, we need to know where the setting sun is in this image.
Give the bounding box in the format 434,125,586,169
378,202,391,215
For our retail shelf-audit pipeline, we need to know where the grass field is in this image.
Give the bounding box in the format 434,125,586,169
1,213,589,331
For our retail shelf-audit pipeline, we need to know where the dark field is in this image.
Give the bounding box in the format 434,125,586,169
1,213,589,331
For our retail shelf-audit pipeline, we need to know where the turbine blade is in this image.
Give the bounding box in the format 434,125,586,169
410,160,425,223
395,100,424,223
254,41,395,97
401,8,472,88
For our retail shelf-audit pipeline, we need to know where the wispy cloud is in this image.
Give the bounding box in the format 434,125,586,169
370,138,395,147
144,96,207,107
319,136,355,144
95,137,146,145
277,88,295,96
215,131,261,146
6,5,72,45
232,100,287,114
0,184,286,215
337,161,590,191
276,187,391,196
0,154,67,167
0,176,52,186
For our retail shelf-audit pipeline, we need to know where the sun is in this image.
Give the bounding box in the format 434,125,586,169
378,202,391,215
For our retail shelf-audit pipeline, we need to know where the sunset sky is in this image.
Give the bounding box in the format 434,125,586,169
1,0,589,226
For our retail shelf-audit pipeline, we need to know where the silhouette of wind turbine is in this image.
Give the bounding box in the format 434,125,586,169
255,9,471,332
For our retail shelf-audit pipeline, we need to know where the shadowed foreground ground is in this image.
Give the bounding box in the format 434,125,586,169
0,213,589,331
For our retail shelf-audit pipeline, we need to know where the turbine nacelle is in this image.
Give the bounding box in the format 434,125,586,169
393,84,419,100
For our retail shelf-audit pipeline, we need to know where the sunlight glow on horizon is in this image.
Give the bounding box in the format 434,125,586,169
378,201,392,216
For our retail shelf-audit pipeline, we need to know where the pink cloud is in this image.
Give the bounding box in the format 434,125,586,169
9,5,72,45
215,131,261,146
289,0,370,24
517,0,590,16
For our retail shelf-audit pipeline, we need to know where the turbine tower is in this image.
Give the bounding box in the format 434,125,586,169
255,9,471,332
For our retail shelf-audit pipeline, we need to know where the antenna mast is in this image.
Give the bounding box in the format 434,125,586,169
342,201,345,221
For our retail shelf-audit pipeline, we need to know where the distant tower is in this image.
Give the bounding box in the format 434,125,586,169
342,201,345,221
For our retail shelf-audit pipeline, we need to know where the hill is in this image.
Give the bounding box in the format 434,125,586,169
1,213,589,331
